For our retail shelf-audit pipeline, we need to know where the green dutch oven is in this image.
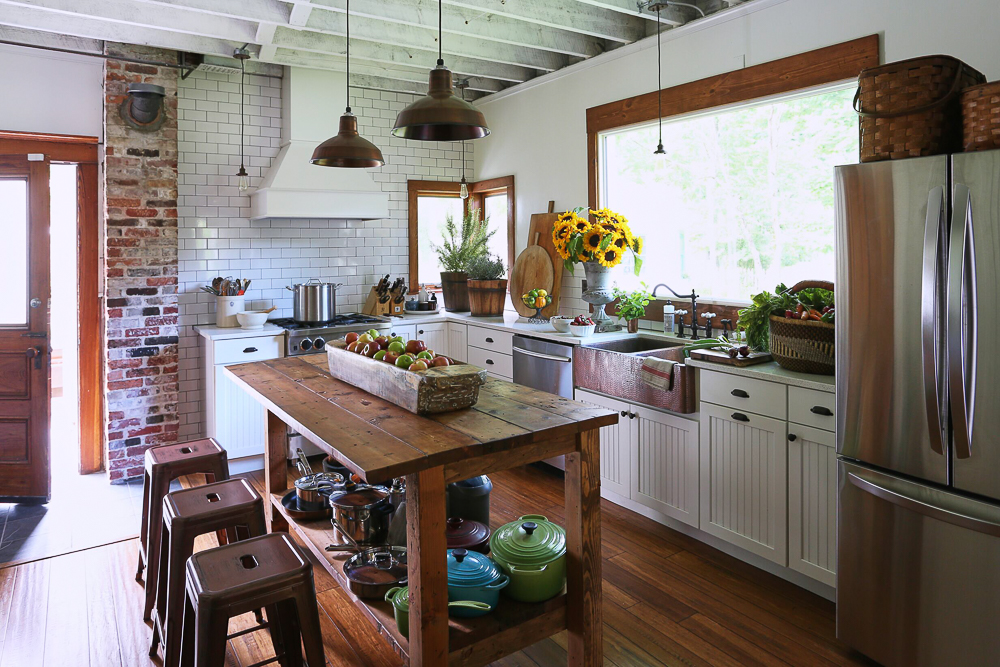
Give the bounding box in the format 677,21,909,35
488,514,566,603
384,586,491,638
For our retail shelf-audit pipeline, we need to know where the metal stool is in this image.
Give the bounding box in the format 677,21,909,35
137,437,229,623
150,478,266,667
181,533,326,667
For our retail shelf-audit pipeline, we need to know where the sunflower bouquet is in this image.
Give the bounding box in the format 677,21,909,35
552,208,643,276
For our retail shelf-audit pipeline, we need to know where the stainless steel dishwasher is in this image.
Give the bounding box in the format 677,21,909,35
512,335,574,470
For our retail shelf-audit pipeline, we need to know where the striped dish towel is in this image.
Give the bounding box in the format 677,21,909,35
639,357,677,391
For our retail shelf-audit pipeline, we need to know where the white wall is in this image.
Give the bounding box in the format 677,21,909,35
475,0,1000,314
0,44,104,139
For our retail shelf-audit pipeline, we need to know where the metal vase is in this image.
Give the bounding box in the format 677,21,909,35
581,261,615,324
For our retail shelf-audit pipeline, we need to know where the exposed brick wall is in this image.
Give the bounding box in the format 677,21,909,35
103,44,180,482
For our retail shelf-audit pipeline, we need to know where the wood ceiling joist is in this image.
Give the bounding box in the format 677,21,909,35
437,0,645,43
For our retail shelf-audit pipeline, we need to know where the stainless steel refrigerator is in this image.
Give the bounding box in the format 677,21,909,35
835,151,1000,667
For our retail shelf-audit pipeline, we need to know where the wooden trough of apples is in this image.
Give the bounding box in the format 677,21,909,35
325,331,488,415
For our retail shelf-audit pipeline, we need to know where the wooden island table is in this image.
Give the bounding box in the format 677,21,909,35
225,355,617,667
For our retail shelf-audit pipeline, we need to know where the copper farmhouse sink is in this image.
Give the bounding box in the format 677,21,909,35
574,337,696,413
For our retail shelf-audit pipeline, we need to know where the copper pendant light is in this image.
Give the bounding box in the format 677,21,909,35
392,0,489,141
311,0,385,168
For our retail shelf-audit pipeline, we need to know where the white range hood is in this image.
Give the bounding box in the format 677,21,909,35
250,67,389,220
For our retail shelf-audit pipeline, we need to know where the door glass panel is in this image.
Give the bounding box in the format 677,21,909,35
416,195,465,287
0,179,28,326
484,193,509,262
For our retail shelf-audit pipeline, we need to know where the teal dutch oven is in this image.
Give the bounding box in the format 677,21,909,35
488,515,566,603
384,586,491,637
446,548,509,617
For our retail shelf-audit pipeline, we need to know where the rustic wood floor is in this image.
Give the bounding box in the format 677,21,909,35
0,464,877,667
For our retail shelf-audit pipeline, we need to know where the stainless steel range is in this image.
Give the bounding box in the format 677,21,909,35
272,314,392,356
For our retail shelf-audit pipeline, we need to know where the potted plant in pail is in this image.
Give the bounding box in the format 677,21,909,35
612,284,652,333
466,254,508,317
433,209,494,312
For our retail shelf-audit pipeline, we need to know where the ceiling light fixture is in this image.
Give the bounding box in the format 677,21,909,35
457,79,470,199
651,3,666,155
311,0,385,168
391,0,490,141
234,46,251,191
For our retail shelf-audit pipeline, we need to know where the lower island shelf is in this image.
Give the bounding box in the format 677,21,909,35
271,493,569,667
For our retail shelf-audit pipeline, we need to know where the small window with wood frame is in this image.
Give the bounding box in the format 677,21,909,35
408,177,515,291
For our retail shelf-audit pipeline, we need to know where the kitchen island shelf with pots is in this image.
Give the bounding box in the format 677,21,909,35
226,355,615,667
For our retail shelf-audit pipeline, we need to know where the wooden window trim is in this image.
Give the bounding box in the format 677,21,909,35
0,130,102,475
408,176,516,292
585,34,880,211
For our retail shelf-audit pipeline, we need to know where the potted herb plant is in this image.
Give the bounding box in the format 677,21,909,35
466,254,508,317
432,209,494,312
612,284,652,333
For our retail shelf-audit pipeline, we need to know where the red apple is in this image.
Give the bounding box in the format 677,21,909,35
345,332,359,344
430,356,451,367
346,341,358,353
405,339,426,354
409,360,429,371
384,352,398,365
375,336,389,348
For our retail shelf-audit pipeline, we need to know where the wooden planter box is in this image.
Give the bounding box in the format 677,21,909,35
325,342,487,414
467,279,507,317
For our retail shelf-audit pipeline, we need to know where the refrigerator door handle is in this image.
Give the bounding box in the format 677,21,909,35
848,472,1000,537
948,184,978,460
921,186,946,456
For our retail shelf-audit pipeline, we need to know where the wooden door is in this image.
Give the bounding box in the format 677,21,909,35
0,154,51,501
574,389,631,498
699,402,787,564
630,404,700,528
787,423,837,586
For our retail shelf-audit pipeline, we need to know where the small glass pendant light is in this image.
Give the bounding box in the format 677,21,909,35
234,46,252,190
458,79,469,199
652,4,666,155
392,0,489,141
311,0,385,167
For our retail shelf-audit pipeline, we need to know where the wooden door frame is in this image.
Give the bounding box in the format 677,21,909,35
0,131,103,475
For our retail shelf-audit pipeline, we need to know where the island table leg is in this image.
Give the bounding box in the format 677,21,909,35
565,428,602,666
265,410,289,533
406,466,449,667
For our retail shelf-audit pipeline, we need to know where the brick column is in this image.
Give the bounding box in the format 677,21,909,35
103,44,180,482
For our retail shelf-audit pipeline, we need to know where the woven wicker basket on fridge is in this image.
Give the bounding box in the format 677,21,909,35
767,281,835,376
961,81,1000,152
855,56,985,162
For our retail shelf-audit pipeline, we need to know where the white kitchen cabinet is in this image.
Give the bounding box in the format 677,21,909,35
204,332,284,461
632,404,700,528
787,423,837,587
699,401,788,565
574,389,632,498
388,323,416,342
415,322,448,357
447,322,468,362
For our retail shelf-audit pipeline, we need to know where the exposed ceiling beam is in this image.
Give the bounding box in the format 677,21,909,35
308,0,606,58
296,7,567,71
572,0,690,26
270,26,534,83
0,3,255,57
439,0,644,44
0,22,103,53
132,0,290,24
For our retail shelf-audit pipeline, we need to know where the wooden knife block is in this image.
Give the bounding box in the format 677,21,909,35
362,287,402,316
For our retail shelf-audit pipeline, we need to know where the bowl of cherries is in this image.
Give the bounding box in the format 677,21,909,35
568,315,596,338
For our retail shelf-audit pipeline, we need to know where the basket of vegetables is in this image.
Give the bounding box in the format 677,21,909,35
739,280,835,375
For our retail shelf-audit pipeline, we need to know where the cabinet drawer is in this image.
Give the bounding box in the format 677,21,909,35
467,346,513,378
700,370,787,420
468,326,513,356
789,387,836,431
213,335,283,364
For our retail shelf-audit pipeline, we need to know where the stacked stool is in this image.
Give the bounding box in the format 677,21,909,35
181,533,326,667
150,478,266,667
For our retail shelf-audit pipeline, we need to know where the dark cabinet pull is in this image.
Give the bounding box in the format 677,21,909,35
731,389,750,398
788,433,798,442
810,405,834,416
486,359,494,365
243,347,258,353
629,412,637,420
731,412,750,423
620,410,628,417
485,337,494,343
418,329,424,334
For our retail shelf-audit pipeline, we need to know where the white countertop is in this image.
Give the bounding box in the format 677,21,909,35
194,323,285,340
686,358,836,393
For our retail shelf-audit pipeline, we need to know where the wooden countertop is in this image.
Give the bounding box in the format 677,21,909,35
225,355,618,483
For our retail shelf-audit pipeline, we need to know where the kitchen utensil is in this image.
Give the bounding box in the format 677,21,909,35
327,481,394,546
343,546,408,599
445,517,491,553
286,279,342,324
489,514,566,603
446,548,508,617
446,476,492,525
280,489,332,521
384,586,491,637
293,471,344,510
236,310,269,330
510,232,555,318
527,202,563,318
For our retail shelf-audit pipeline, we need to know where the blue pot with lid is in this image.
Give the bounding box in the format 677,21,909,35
446,548,509,617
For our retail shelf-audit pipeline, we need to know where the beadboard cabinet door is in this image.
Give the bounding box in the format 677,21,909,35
416,323,448,357
788,423,837,586
699,402,788,565
212,363,268,460
447,323,468,362
575,389,631,497
631,405,700,528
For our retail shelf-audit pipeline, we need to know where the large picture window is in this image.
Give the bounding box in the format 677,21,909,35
599,84,858,302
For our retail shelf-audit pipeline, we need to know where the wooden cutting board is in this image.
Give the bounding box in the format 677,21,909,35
526,201,562,318
510,239,554,318
689,348,773,367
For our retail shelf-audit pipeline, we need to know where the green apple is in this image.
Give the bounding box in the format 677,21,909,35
373,350,386,361
367,328,380,339
387,341,405,354
357,333,373,344
416,351,433,360
395,354,414,368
